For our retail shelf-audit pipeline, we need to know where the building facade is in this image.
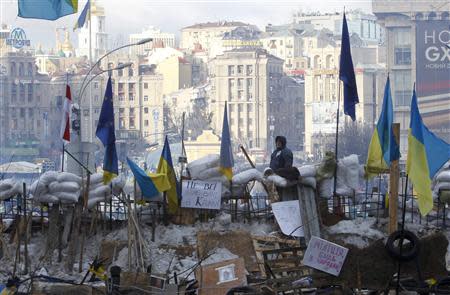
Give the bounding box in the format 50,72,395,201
209,48,301,152
373,0,450,154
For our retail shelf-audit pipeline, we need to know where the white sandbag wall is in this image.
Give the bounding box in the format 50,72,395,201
433,169,450,200
0,179,22,200
30,171,81,204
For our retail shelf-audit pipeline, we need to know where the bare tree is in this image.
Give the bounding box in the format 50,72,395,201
338,121,373,163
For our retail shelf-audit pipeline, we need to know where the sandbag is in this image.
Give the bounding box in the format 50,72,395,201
57,172,82,184
48,181,80,193
89,185,110,199
208,175,231,188
436,170,450,182
53,191,80,203
0,182,21,200
39,171,58,186
35,193,59,204
0,179,15,191
300,176,316,188
340,154,360,190
87,197,105,209
90,173,104,185
267,175,288,187
197,167,222,180
434,182,450,192
187,154,220,178
29,180,47,196
299,165,317,178
318,178,333,199
232,169,263,184
112,176,126,195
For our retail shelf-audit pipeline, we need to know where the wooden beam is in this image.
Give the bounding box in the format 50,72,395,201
389,123,400,234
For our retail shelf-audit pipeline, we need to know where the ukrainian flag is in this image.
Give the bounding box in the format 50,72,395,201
366,76,400,178
127,157,170,199
18,0,78,20
157,136,180,214
407,88,450,216
96,77,118,184
219,102,234,181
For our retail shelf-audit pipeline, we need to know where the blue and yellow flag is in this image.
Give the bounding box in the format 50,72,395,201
339,12,359,121
18,0,78,20
127,157,171,199
407,88,450,216
73,0,90,31
157,136,180,214
96,77,118,184
366,76,400,178
219,102,234,181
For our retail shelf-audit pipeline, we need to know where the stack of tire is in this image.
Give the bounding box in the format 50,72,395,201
0,179,22,201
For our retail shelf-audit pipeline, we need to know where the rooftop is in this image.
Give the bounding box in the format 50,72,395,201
183,21,249,30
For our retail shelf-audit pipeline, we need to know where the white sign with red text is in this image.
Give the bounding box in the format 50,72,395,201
302,236,349,276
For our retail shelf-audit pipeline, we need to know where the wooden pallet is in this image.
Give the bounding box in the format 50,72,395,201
251,235,300,278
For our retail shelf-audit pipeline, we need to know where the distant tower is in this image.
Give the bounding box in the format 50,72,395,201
62,30,75,57
76,0,108,60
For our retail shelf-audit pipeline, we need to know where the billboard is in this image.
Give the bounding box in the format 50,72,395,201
416,21,450,98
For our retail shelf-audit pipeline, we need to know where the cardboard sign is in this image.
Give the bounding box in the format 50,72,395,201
181,180,222,210
271,200,304,237
302,236,348,276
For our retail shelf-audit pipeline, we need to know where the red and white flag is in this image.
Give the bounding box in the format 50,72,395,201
60,85,72,142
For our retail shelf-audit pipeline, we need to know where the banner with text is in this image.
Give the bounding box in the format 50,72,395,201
181,180,222,210
302,236,349,276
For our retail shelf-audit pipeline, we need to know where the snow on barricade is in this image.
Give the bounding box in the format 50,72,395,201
187,154,220,178
232,168,263,185
0,179,21,200
299,165,317,178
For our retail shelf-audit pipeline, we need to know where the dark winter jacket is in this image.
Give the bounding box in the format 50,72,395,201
269,136,293,171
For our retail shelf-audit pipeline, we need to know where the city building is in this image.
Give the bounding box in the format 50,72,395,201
209,48,302,152
293,10,384,43
129,26,176,56
373,0,450,154
221,26,263,51
303,31,386,157
180,21,250,58
76,1,108,60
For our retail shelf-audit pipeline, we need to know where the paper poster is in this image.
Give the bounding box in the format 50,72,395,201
271,200,304,237
181,180,222,210
302,236,349,276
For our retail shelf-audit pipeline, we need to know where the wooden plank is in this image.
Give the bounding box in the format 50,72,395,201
389,123,400,234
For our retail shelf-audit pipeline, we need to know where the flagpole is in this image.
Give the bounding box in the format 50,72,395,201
62,73,69,172
88,0,93,143
333,79,341,205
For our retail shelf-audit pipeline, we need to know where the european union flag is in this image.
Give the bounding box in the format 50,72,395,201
339,12,359,121
96,77,118,184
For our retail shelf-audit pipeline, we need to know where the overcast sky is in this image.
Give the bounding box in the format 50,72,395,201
0,0,372,50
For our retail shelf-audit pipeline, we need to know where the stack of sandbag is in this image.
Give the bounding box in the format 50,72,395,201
317,154,361,198
433,169,450,202
30,171,82,204
232,168,263,185
0,179,22,200
86,173,111,209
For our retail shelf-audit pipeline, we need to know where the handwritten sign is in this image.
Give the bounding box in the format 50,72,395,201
272,200,304,237
181,180,222,210
302,236,349,276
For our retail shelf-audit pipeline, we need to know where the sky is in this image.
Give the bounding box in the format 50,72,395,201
0,0,372,50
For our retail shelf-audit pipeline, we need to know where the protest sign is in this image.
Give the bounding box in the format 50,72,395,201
181,180,222,210
302,236,349,276
271,200,304,237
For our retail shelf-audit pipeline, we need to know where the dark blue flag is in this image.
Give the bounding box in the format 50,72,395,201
96,77,118,183
339,12,359,121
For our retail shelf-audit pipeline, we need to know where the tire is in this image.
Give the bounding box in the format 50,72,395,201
385,230,420,262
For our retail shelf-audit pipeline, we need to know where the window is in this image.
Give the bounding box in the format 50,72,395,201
248,118,253,125
144,95,149,101
11,85,17,102
129,108,135,115
94,82,99,89
394,28,411,65
36,95,40,103
128,67,133,77
144,107,149,114
238,104,243,112
118,63,124,76
393,71,412,106
144,83,148,89
129,118,135,128
228,65,235,75
129,94,134,101
119,108,125,114
29,109,33,117
248,105,253,112
247,78,252,88
20,109,25,118
246,65,253,75
27,63,33,76
27,84,32,102
237,65,244,74
19,84,25,101
95,95,99,101
119,118,125,129
144,120,149,127
238,90,244,100
237,79,244,89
